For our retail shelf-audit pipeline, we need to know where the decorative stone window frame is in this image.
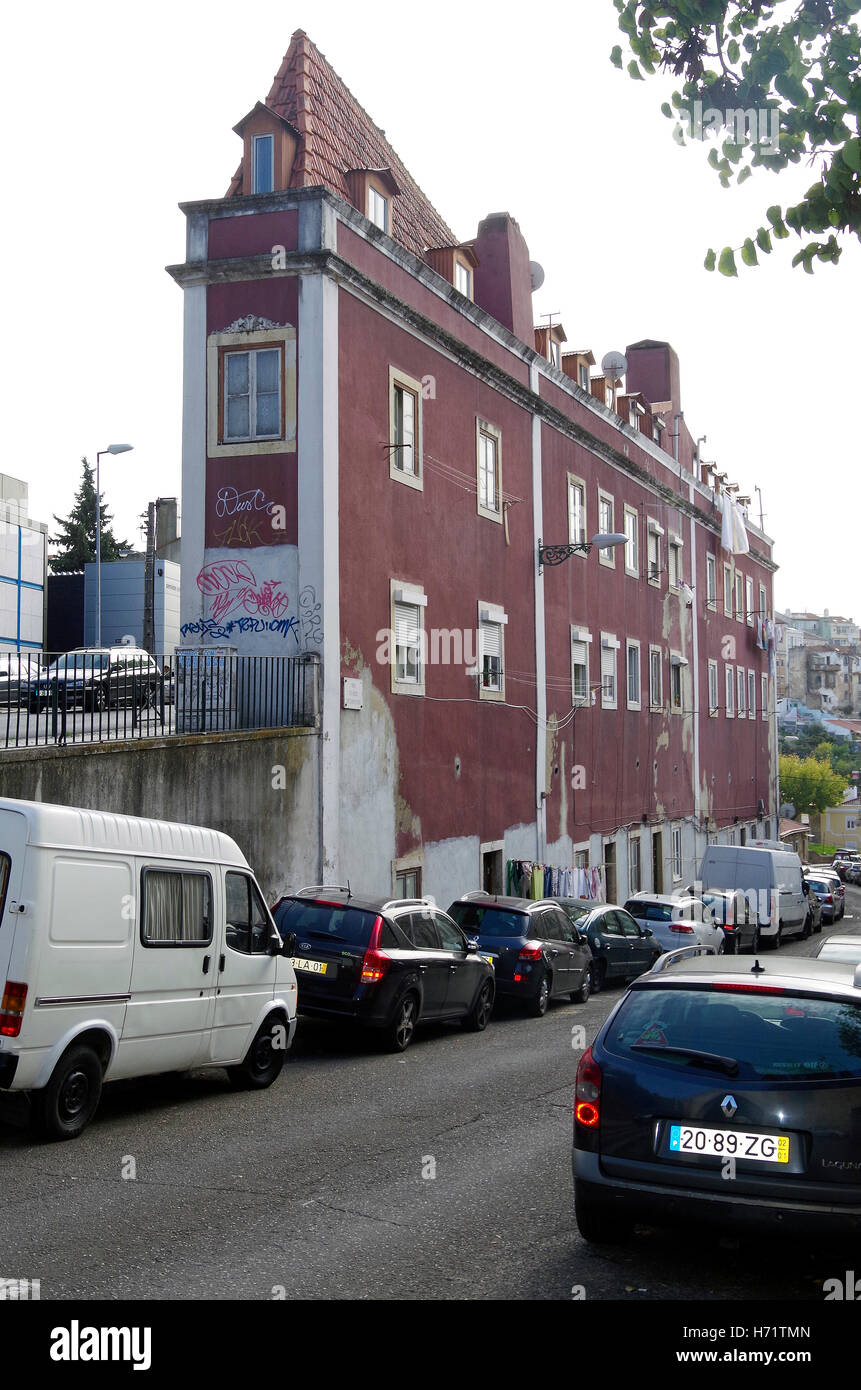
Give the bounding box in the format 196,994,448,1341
476,418,503,523
390,579,427,698
725,663,735,717
207,319,296,458
389,366,423,490
735,571,745,624
746,575,755,627
600,632,619,709
670,653,687,712
478,601,507,703
623,505,639,578
626,639,641,710
748,668,756,720
597,489,616,567
723,561,733,617
649,644,663,710
706,553,717,610
737,664,746,717
647,518,664,587
761,672,768,721
668,533,684,591
571,625,592,706
708,658,719,716
567,474,587,552
671,823,683,882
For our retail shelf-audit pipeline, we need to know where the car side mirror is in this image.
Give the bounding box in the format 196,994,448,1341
466,937,479,953
274,930,296,956
643,927,653,937
801,881,809,896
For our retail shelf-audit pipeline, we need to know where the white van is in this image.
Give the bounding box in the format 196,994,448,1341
696,844,808,950
0,798,297,1139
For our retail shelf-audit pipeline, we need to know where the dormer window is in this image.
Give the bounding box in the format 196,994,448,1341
368,185,389,232
550,341,561,368
252,134,274,194
578,364,589,391
455,260,472,298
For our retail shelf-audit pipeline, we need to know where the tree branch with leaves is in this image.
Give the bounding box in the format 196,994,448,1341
611,0,861,273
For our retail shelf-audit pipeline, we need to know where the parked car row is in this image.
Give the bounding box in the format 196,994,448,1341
0,647,166,714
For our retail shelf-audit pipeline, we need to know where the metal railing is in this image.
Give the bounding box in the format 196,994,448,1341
0,650,318,750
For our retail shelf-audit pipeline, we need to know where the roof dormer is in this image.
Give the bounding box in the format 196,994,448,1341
561,349,595,394
232,103,299,195
423,243,480,300
345,167,401,234
534,322,567,369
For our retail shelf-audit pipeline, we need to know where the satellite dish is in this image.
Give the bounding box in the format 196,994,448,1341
601,350,628,383
529,261,545,293
779,802,796,819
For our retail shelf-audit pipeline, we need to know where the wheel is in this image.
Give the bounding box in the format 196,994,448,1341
30,1045,103,1140
463,979,494,1032
227,1015,287,1089
572,969,591,1005
574,1182,634,1244
88,685,108,713
728,932,740,955
386,993,418,1052
802,912,812,941
528,972,550,1017
714,936,725,955
590,961,605,995
766,926,782,951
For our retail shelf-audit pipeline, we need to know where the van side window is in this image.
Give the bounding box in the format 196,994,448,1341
0,854,10,927
142,870,212,946
226,872,272,954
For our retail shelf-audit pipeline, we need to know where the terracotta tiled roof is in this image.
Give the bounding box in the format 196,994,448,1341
228,30,458,261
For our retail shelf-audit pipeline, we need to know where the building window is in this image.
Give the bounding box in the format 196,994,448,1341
735,572,744,623
252,134,274,194
761,672,768,720
624,506,638,576
578,364,590,392
220,346,284,444
476,420,502,522
142,870,213,946
629,401,640,431
649,645,663,709
647,523,663,585
368,185,389,232
670,657,683,711
597,491,615,567
725,664,735,717
629,834,641,894
626,640,641,709
759,582,767,621
395,867,422,898
706,553,717,609
550,340,561,368
568,476,586,548
455,260,472,297
672,825,682,882
391,582,427,696
737,666,746,717
746,576,754,625
601,634,618,709
723,563,733,617
668,536,682,590
748,668,756,719
389,368,422,488
571,627,591,704
478,603,507,701
708,659,719,715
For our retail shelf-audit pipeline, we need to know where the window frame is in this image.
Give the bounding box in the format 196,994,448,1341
735,571,745,624
367,184,389,232
647,521,663,587
748,668,756,720
478,601,507,702
723,562,734,618
389,367,423,490
567,474,587,551
708,658,719,716
220,344,285,445
626,639,641,710
629,833,641,894
454,259,472,298
140,868,214,949
671,825,683,882
649,645,663,710
761,672,769,721
252,133,274,194
725,664,735,717
670,655,685,712
476,419,503,523
746,575,754,626
571,626,592,705
597,490,615,568
390,580,427,697
207,323,296,459
706,553,717,610
668,534,683,591
623,505,639,577
601,632,619,709
737,665,746,717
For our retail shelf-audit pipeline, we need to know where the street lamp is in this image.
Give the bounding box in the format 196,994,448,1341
95,444,133,647
538,532,628,568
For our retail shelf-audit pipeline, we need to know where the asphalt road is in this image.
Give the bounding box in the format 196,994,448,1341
1,887,859,1302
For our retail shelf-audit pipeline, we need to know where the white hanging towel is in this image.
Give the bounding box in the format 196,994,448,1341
720,493,750,556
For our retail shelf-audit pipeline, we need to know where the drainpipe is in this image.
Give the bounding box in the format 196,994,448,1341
673,412,684,489
531,363,547,862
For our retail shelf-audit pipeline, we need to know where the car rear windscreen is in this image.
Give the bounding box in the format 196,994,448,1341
274,899,379,945
624,900,674,922
605,987,861,1081
448,904,528,938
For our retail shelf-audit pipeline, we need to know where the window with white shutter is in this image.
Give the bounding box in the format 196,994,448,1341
390,581,427,695
571,627,591,704
479,602,507,700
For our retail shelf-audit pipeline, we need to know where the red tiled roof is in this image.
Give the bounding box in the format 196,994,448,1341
228,30,458,261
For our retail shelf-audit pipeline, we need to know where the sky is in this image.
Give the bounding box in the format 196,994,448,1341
4,0,859,618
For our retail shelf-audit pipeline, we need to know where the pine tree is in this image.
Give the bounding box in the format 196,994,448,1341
49,457,132,573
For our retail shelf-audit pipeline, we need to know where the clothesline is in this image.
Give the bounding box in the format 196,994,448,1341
507,859,606,903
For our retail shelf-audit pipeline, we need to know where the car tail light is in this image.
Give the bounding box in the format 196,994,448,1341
669,923,695,934
0,981,27,1036
712,983,785,995
360,916,389,984
575,1046,601,1128
518,943,543,960
825,894,833,904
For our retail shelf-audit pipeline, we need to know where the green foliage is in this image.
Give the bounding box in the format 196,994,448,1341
612,1,861,271
779,753,848,813
49,458,132,574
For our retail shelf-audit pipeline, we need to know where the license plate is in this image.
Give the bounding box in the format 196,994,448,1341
290,957,329,976
668,1123,790,1164
479,953,496,966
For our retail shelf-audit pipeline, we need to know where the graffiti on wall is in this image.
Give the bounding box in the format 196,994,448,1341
298,585,323,647
195,560,289,623
210,486,287,548
205,459,297,548
180,564,324,648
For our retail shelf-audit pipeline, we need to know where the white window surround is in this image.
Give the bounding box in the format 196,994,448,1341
735,572,745,624
670,653,685,711
626,639,641,710
649,645,663,709
476,419,502,523
723,562,733,617
597,490,615,567
624,506,639,577
252,133,274,194
748,668,756,719
567,474,587,551
390,580,426,696
571,625,592,705
207,323,296,458
746,575,754,626
672,824,683,881
478,601,507,704
761,672,769,721
668,535,683,590
367,184,389,232
737,665,746,716
725,664,735,717
389,366,423,490
708,659,719,715
706,553,717,609
601,632,618,708
391,848,424,898
454,260,472,298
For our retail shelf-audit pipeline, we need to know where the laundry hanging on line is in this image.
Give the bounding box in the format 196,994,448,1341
506,859,606,902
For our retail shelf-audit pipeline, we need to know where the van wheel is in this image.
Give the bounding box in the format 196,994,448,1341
227,1016,286,1090
30,1045,103,1141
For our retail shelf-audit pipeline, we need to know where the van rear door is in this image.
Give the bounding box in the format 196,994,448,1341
0,809,27,1002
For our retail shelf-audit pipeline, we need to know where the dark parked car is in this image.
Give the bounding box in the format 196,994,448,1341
573,952,861,1243
553,899,662,992
447,894,593,1014
271,888,495,1051
805,874,842,925
804,866,844,917
27,647,161,714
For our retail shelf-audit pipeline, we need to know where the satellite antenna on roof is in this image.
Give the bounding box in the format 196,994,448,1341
601,350,628,383
529,261,545,293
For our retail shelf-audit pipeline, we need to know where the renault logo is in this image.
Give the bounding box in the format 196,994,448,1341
721,1095,738,1119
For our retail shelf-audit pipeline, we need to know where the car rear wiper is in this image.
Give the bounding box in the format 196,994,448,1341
630,1043,739,1076
304,930,348,942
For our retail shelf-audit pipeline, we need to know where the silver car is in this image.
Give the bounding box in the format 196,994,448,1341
623,893,726,955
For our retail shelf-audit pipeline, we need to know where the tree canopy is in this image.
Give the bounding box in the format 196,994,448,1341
611,1,861,273
779,752,848,812
49,457,132,574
